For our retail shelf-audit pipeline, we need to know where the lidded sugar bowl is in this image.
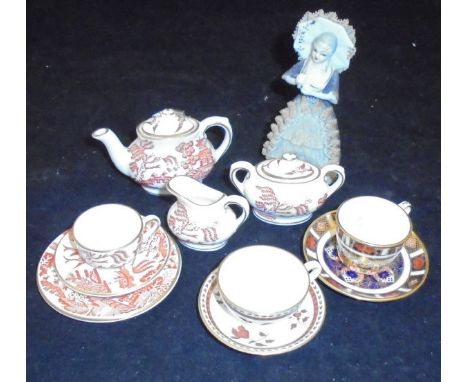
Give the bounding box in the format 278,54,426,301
229,154,345,225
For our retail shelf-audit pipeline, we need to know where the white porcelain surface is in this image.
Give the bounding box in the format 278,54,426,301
54,226,171,297
230,154,345,226
216,246,321,325
217,246,309,316
73,204,142,250
92,108,233,195
37,229,182,323
198,270,326,355
337,196,412,246
167,176,249,251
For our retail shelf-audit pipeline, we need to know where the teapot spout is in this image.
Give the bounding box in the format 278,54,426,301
92,128,132,177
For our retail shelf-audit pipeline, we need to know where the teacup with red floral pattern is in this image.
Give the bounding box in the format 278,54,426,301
72,204,160,269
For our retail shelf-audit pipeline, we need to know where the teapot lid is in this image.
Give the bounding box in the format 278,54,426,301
257,154,319,183
136,109,197,139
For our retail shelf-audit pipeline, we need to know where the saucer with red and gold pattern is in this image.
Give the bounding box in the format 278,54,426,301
303,211,429,302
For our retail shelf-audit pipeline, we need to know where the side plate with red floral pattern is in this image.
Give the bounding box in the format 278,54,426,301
37,229,181,323
54,227,171,297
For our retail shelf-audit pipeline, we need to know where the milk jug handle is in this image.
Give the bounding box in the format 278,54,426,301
199,116,233,162
224,195,250,228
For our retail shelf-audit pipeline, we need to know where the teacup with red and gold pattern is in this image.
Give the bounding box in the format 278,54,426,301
335,196,412,273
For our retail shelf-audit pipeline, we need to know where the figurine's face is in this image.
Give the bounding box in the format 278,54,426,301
310,40,334,64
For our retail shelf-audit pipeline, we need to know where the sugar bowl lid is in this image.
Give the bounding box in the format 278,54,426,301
257,154,319,183
136,108,198,139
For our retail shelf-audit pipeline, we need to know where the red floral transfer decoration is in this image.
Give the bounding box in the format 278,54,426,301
412,256,425,270
232,325,250,339
306,234,317,251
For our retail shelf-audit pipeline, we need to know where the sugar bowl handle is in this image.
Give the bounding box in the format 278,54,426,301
199,116,233,162
224,195,250,228
304,260,322,281
319,164,346,196
229,161,255,196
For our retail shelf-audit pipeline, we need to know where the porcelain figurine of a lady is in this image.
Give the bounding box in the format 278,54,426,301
262,10,357,168
282,32,339,104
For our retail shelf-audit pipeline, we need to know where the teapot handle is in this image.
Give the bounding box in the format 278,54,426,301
224,195,250,228
229,161,255,195
199,116,233,162
319,164,346,197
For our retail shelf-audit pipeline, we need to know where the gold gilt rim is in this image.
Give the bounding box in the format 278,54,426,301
302,210,430,303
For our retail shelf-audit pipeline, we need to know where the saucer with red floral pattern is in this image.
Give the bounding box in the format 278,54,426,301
54,227,170,297
303,211,429,302
37,229,181,323
198,270,326,355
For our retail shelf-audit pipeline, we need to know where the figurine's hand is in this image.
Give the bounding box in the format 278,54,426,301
281,73,297,85
296,73,305,85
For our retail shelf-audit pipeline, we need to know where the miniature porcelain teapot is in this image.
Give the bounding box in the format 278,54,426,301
166,176,250,251
229,153,345,225
92,109,233,195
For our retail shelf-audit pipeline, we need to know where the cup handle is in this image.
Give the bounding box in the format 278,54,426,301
229,161,255,195
319,164,346,196
304,260,322,281
140,214,161,243
199,116,233,162
398,201,412,215
224,195,250,228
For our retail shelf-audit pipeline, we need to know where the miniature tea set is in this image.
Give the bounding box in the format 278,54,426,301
37,10,429,354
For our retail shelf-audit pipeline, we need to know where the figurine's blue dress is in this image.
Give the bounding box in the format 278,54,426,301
262,60,342,168
282,60,339,105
